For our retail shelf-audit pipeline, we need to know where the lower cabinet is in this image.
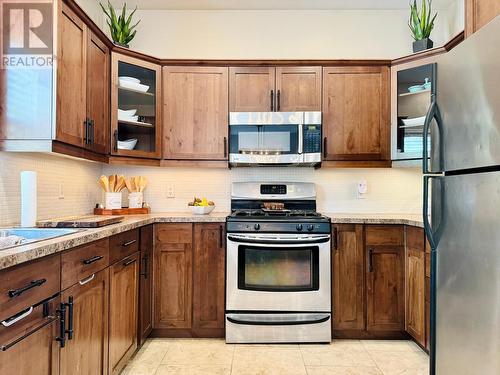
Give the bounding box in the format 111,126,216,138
138,225,153,345
405,226,426,347
366,225,405,333
192,224,225,337
109,252,140,375
60,269,109,375
153,223,225,337
332,224,365,334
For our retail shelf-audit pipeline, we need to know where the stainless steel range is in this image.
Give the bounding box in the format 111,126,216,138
225,182,331,343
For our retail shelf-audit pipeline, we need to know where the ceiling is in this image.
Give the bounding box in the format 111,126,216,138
110,0,454,11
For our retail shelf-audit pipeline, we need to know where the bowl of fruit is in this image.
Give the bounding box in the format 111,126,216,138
188,197,215,215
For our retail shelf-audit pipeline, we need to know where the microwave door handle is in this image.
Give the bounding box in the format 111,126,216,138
298,124,303,154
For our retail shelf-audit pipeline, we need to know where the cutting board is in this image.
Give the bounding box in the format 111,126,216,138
37,215,124,228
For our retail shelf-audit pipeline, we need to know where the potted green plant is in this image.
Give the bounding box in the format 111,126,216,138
100,1,140,48
409,0,437,53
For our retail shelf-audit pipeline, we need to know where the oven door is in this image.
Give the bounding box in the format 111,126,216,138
229,112,303,165
226,233,331,312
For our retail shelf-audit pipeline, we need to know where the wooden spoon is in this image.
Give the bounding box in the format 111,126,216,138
125,177,133,192
138,176,147,192
115,175,125,192
130,177,136,192
109,175,116,192
98,175,109,192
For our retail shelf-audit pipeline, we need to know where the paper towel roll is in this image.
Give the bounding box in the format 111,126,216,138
21,171,37,227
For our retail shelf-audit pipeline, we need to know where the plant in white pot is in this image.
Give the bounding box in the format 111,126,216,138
100,1,140,48
409,0,437,53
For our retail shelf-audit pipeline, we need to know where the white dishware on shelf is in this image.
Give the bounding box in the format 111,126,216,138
118,109,137,117
117,138,138,150
118,79,150,93
401,116,426,128
118,114,139,122
190,205,215,215
118,76,140,84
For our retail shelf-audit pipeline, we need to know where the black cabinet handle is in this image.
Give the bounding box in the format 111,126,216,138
323,137,327,158
89,119,94,145
219,225,223,248
270,90,274,111
369,249,374,272
332,227,338,251
223,137,227,158
56,303,66,348
122,239,137,247
84,119,89,145
113,130,118,152
140,255,148,279
277,90,281,111
82,255,103,265
123,258,136,267
65,296,74,340
8,279,46,298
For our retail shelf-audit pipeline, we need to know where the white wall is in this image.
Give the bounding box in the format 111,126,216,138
74,0,104,29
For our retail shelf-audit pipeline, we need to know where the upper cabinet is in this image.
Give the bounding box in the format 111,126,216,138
163,66,229,160
57,3,109,154
229,66,322,112
111,53,162,159
322,66,390,164
465,0,500,37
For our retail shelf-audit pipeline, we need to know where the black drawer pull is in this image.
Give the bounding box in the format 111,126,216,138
277,89,281,111
369,249,374,272
123,258,136,267
122,239,136,247
8,279,46,298
56,303,66,348
82,255,103,265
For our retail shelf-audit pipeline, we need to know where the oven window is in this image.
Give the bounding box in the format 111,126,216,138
238,246,319,292
229,125,299,155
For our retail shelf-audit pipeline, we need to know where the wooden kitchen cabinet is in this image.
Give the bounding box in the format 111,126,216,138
109,252,139,375
192,224,226,337
111,53,162,159
229,66,321,112
138,225,153,345
366,225,405,333
57,2,110,154
322,66,390,163
154,224,193,332
405,226,426,347
229,67,275,112
163,66,229,160
332,224,365,334
60,269,109,375
465,0,500,37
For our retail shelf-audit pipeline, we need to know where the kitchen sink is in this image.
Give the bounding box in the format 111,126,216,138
0,228,82,250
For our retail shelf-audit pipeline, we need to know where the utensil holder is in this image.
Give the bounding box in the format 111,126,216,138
105,192,122,209
128,192,143,209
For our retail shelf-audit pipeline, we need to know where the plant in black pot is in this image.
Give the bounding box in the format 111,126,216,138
100,1,140,48
409,0,437,53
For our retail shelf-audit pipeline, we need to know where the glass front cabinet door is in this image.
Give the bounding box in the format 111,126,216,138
111,53,162,158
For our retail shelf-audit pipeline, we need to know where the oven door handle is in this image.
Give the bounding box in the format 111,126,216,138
226,313,330,326
227,234,330,244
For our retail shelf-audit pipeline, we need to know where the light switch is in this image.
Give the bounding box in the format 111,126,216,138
166,184,175,198
357,180,367,199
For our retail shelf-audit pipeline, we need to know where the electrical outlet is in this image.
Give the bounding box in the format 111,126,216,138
58,183,64,200
166,184,175,198
357,180,367,199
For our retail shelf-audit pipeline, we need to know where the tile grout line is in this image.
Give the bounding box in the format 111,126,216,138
153,339,173,375
298,344,310,375
229,343,236,375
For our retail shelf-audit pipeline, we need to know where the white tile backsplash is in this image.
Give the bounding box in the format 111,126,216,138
0,152,422,226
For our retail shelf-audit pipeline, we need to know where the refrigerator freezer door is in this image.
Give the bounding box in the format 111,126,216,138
433,17,500,172
435,171,500,374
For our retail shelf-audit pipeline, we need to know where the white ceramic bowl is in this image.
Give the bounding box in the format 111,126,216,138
117,138,138,150
402,116,426,127
118,114,139,122
118,109,137,117
118,79,150,93
118,76,140,84
189,205,215,215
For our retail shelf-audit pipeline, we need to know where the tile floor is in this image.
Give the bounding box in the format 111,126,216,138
122,339,429,375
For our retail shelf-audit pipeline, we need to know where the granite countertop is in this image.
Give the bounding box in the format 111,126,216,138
0,212,424,271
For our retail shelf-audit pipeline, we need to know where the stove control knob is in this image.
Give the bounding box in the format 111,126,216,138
254,224,261,231
296,224,303,231
307,224,314,232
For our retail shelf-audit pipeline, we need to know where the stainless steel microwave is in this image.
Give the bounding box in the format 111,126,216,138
228,112,322,166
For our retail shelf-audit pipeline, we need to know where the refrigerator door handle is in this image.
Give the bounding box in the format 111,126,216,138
423,99,444,174
423,174,444,251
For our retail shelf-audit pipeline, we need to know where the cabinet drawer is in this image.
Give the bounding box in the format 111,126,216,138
406,226,424,253
61,238,109,290
366,225,404,246
0,255,61,321
110,229,139,264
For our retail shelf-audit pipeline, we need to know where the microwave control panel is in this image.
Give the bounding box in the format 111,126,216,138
303,125,322,154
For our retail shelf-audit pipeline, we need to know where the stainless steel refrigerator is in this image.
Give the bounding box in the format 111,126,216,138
423,17,500,375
